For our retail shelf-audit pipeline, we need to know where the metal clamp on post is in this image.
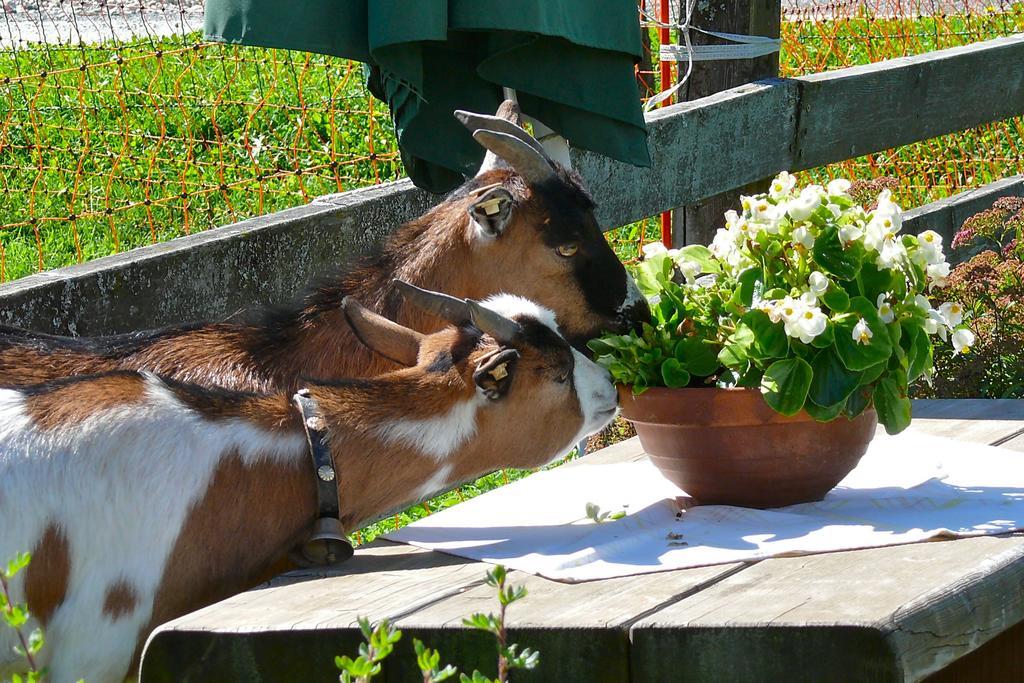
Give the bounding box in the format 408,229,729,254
291,389,354,567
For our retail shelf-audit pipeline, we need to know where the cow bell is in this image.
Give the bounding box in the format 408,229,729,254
292,517,354,567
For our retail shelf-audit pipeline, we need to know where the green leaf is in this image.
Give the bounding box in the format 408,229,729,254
813,225,862,280
858,361,887,387
719,322,755,368
678,244,721,273
810,321,836,348
809,348,861,407
734,267,764,308
743,310,789,359
834,297,894,370
822,287,850,313
761,358,814,416
904,325,933,382
586,338,617,356
661,358,692,388
844,387,871,418
674,337,721,376
804,398,846,422
858,261,896,302
873,376,912,435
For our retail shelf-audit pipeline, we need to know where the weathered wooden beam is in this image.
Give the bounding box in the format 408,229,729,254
794,34,1024,170
0,182,434,335
903,174,1024,258
575,78,799,231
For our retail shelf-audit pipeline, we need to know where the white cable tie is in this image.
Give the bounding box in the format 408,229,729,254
659,29,780,63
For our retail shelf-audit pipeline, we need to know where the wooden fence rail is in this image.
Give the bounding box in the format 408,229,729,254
2,34,1023,335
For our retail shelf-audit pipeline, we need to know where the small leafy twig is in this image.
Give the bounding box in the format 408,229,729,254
335,617,402,683
585,502,626,524
413,638,458,683
461,565,538,683
1,553,45,683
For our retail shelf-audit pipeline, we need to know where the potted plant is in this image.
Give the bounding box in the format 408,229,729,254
589,173,973,508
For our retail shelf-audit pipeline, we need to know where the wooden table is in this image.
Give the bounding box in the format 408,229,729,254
140,400,1024,683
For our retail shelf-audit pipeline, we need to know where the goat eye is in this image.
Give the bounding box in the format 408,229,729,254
557,243,579,258
557,373,570,384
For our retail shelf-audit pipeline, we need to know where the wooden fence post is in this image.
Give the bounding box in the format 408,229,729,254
670,0,782,247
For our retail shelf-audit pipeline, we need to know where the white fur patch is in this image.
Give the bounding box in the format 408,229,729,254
562,349,618,454
479,294,561,335
618,273,646,315
415,464,454,502
374,395,483,462
0,376,304,683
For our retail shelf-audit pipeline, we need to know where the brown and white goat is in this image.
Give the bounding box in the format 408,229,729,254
0,102,647,391
0,285,617,683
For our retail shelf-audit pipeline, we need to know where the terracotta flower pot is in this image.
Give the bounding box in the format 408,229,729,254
618,385,878,508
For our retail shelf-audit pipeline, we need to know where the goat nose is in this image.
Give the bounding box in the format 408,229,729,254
618,299,650,333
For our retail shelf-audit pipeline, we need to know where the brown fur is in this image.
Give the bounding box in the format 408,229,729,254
145,454,312,648
24,523,71,626
21,373,148,431
101,580,139,620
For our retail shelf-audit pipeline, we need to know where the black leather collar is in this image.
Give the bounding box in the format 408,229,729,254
292,389,354,565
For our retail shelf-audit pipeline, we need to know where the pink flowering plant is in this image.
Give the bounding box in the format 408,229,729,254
589,173,973,434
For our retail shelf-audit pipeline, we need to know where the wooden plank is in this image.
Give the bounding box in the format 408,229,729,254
629,536,1024,683
575,78,799,232
903,175,1024,257
0,181,435,335
905,399,1024,446
389,564,745,683
140,542,487,682
794,34,1024,170
670,0,782,248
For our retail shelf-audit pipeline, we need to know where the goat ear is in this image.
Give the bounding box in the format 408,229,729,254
468,186,514,238
473,348,520,400
341,297,423,367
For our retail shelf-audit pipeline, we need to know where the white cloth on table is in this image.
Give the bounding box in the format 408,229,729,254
386,433,1024,582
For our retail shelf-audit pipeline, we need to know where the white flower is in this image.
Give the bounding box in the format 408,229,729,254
641,241,668,259
775,296,803,324
853,318,873,345
711,228,739,261
827,178,852,197
678,260,701,284
926,309,949,341
808,271,829,296
917,230,945,265
952,328,975,354
786,305,827,343
769,171,798,200
839,224,864,245
938,301,964,327
826,203,843,219
875,188,903,219
876,293,895,324
248,135,264,161
914,294,932,312
927,261,951,289
786,186,822,222
792,225,815,249
694,274,719,289
875,236,907,270
725,209,743,231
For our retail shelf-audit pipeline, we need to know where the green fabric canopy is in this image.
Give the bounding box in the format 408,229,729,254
204,0,651,193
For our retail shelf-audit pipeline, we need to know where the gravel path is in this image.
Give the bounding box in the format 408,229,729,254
1,0,204,47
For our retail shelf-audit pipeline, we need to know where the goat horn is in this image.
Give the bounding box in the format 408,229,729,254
454,107,551,163
467,300,523,346
393,280,470,325
471,130,557,185
341,296,423,367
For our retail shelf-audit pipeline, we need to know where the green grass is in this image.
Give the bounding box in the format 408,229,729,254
0,34,402,281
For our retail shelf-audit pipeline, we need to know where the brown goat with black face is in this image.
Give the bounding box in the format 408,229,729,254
0,285,618,683
0,102,647,392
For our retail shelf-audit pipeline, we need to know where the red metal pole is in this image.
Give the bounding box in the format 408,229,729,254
658,0,673,246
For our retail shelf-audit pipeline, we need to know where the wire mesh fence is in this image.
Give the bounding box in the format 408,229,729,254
0,1,402,283
0,1,1022,284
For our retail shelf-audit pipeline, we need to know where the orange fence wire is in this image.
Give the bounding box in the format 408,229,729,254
1,1,1022,283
